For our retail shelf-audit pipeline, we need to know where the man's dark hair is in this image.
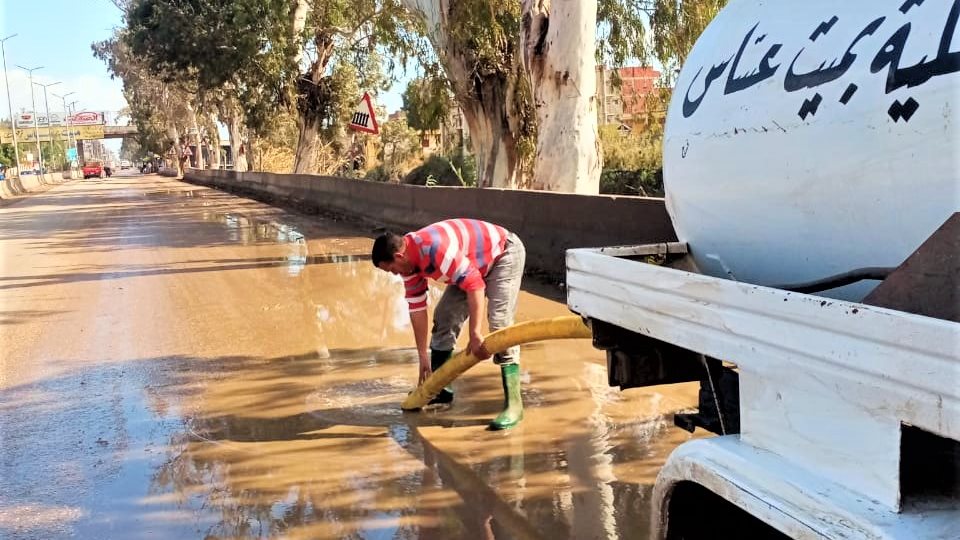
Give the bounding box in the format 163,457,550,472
372,232,405,267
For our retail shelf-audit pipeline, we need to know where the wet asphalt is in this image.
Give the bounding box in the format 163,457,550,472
0,173,701,539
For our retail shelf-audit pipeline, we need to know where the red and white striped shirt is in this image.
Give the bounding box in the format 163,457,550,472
402,219,509,312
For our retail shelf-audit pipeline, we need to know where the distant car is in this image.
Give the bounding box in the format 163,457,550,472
120,160,131,170
82,161,104,179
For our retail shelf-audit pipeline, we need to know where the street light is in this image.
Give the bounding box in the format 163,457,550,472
1,34,20,175
67,100,80,164
16,64,43,173
34,80,61,170
52,91,76,169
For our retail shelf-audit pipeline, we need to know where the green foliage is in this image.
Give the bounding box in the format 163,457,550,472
125,0,287,91
447,0,520,77
597,0,649,67
92,34,192,153
597,0,725,79
438,0,537,170
458,151,477,185
650,0,728,82
123,0,421,140
299,61,363,141
0,144,15,168
599,124,663,196
123,0,296,135
402,72,452,132
600,169,663,197
376,117,421,181
511,68,536,169
447,150,476,186
364,165,390,182
403,150,476,187
120,137,145,161
0,142,61,169
595,0,725,196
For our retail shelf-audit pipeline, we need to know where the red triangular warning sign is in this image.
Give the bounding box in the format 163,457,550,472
349,92,379,135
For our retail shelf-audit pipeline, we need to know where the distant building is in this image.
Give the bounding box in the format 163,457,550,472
385,107,470,158
81,139,108,163
596,66,661,126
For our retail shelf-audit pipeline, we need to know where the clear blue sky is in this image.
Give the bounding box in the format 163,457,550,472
2,0,128,153
2,0,127,112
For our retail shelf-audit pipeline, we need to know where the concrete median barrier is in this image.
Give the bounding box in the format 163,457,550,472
0,172,69,202
184,169,677,278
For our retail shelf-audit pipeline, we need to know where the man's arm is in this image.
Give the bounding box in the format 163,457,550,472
409,309,432,383
466,287,491,360
402,270,431,383
446,258,490,360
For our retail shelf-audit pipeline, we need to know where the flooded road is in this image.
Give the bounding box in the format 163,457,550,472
0,174,702,539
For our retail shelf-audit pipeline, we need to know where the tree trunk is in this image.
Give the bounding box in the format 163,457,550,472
400,0,524,188
458,88,521,188
521,0,601,194
293,113,323,174
207,112,221,169
223,101,243,169
291,0,311,65
226,109,243,170
186,102,204,170
247,132,259,172
290,0,324,175
293,36,336,175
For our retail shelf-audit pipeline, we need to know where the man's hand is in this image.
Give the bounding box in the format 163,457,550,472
418,356,433,384
469,330,491,360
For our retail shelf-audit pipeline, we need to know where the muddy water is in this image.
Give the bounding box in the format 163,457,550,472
0,176,702,539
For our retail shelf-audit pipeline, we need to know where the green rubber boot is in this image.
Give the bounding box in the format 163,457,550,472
489,363,523,430
428,349,455,405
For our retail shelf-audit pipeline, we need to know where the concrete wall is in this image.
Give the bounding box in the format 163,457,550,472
184,169,677,278
0,172,70,202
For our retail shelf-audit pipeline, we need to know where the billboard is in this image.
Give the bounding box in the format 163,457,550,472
13,111,105,127
68,111,105,126
0,125,105,144
15,111,66,127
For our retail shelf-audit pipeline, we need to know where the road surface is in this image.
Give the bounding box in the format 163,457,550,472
0,172,700,539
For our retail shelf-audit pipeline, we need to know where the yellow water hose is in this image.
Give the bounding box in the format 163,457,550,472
401,315,592,410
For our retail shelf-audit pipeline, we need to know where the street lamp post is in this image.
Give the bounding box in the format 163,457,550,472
35,80,61,170
1,34,20,176
16,64,43,173
67,100,80,164
53,92,76,170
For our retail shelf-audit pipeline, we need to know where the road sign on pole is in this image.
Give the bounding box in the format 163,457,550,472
348,92,379,135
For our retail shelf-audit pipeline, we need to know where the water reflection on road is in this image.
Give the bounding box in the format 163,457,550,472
0,176,701,539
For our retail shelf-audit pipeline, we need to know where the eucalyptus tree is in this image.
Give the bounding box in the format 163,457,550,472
400,0,652,192
124,0,421,174
92,35,194,157
649,0,727,84
402,71,453,134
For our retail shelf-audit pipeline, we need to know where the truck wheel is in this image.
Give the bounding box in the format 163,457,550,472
666,483,789,540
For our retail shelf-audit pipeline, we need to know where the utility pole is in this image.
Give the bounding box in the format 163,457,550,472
52,91,76,169
35,80,61,170
1,34,20,175
16,64,43,173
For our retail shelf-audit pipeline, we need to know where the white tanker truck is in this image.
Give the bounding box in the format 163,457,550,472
567,1,959,537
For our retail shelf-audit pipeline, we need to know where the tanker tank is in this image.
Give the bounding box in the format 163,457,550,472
663,0,960,300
